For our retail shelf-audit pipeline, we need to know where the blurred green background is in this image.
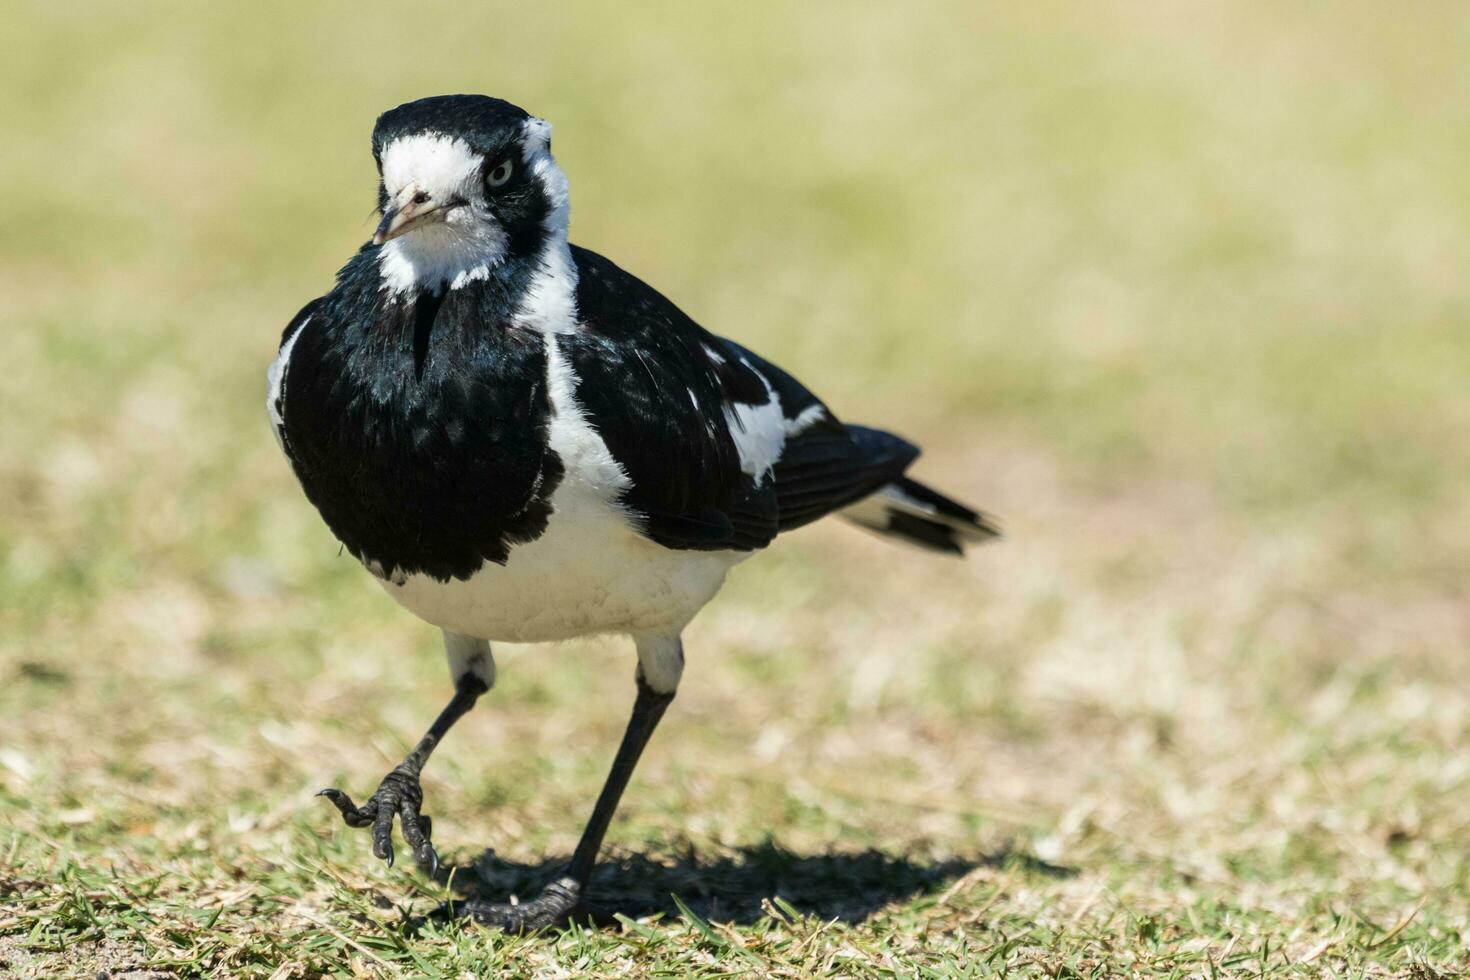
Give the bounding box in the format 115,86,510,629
2,2,1468,975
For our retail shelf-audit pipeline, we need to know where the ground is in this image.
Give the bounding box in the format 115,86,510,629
3,1,1469,976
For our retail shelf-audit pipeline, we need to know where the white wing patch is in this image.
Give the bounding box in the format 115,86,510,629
786,402,827,436
714,351,831,484
266,316,309,450
722,365,786,485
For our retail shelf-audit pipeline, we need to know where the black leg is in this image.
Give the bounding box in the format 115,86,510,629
319,673,489,875
453,676,674,930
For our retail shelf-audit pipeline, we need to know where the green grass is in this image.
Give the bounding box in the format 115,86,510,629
4,1,1470,975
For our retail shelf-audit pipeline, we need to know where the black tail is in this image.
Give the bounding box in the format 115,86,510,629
841,476,1001,555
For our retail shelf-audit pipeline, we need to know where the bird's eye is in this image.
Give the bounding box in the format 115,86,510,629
485,159,514,189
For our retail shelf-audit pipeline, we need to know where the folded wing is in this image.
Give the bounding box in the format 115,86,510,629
562,246,928,553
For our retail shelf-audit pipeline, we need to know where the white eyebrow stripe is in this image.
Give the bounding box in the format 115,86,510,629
379,133,482,199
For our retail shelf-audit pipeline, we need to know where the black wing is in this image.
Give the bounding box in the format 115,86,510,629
562,245,919,552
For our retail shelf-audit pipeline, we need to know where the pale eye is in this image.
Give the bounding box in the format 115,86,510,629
486,159,514,189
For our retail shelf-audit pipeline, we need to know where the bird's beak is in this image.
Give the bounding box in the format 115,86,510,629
373,187,449,245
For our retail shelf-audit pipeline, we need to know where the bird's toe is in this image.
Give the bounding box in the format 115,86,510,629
317,767,437,874
449,878,582,932
317,787,374,827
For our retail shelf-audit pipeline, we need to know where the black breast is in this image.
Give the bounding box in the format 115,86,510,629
279,254,563,582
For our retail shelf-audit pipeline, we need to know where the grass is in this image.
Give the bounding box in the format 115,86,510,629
3,0,1470,975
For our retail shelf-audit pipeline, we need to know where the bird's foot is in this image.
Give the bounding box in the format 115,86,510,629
448,877,583,932
318,764,439,875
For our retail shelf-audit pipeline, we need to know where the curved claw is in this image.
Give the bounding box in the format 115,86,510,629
316,771,436,876
372,804,396,865
317,787,373,828
398,804,439,876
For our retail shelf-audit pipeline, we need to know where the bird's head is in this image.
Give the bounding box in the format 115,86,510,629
369,95,568,294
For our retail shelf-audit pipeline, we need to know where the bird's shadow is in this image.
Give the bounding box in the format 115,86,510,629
420,839,1071,927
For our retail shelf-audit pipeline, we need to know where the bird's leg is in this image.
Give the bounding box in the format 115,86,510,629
320,633,493,875
454,636,682,931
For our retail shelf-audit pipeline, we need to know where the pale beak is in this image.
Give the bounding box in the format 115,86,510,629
373,187,451,245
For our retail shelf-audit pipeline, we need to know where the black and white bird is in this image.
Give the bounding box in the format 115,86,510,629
268,94,998,929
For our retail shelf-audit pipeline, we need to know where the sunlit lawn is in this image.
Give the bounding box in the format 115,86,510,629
3,2,1469,975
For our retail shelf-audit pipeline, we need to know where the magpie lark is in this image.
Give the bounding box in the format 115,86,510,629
268,94,999,930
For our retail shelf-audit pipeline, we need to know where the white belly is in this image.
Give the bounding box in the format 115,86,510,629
377,486,741,642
